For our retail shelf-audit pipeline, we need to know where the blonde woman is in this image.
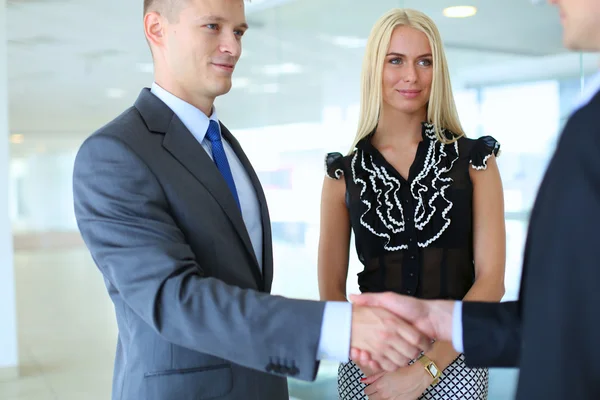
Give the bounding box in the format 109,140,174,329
318,9,506,400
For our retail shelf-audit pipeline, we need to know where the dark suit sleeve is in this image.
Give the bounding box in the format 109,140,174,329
73,133,324,381
462,301,521,368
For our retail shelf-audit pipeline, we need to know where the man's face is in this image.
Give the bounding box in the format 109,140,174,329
151,0,248,102
549,0,600,51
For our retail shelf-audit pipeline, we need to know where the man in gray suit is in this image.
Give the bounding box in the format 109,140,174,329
72,0,432,399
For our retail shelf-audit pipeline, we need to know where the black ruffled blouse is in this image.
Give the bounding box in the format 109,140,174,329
326,122,500,300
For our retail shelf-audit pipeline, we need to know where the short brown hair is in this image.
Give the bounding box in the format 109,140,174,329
144,0,166,15
143,0,184,21
143,0,153,15
144,0,250,19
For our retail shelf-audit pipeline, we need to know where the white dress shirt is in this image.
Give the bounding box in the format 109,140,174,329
150,83,352,362
451,69,600,354
572,71,600,113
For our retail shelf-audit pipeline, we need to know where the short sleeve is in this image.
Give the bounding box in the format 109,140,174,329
469,136,500,170
325,152,345,180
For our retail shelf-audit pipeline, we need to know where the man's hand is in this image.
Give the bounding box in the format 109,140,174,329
350,305,433,372
350,293,455,372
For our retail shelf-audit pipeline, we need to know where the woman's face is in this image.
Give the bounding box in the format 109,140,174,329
381,25,434,116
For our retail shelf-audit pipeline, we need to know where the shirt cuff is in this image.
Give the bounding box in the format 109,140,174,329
317,301,352,362
452,301,464,353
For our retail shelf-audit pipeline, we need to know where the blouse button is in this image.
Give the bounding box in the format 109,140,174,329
410,255,416,260
409,272,414,277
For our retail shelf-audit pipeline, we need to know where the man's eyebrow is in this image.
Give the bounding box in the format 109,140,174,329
195,15,249,29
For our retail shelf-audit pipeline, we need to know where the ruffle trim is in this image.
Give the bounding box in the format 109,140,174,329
469,136,501,170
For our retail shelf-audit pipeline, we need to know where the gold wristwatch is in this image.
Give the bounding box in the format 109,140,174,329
417,354,441,386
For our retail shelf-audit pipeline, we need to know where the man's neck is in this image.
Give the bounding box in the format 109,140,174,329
153,78,214,117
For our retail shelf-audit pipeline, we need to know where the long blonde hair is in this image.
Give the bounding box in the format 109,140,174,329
349,8,464,153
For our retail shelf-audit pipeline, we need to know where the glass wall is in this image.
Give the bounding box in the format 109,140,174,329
6,0,597,399
217,1,593,398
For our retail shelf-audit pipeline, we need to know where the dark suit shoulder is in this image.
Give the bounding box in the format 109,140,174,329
567,89,600,138
90,106,150,144
78,105,163,164
554,89,600,163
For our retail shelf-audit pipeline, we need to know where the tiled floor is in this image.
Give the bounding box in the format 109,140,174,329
0,247,518,399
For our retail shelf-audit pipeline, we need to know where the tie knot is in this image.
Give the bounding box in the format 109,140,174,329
206,120,221,143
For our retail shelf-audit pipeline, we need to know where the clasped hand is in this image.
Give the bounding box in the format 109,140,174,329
349,292,453,374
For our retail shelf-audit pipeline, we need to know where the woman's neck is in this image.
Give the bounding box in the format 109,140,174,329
372,106,427,148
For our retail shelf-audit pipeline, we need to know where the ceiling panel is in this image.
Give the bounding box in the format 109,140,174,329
4,0,578,155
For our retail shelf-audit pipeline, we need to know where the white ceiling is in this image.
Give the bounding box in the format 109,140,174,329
4,0,593,157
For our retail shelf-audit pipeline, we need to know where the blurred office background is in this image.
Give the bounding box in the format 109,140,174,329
1,0,598,398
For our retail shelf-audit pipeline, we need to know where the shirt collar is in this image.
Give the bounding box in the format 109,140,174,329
573,70,600,113
150,82,220,142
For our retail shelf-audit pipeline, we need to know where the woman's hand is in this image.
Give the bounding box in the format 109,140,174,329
362,364,432,400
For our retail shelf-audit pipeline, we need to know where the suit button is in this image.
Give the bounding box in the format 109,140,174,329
281,366,289,374
289,367,299,376
265,363,274,372
407,290,412,294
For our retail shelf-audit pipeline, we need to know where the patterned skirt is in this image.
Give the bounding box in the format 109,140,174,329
337,354,488,400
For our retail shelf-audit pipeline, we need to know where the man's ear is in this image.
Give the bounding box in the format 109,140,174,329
144,11,166,51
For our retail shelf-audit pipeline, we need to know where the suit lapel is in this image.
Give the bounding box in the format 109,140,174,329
221,124,273,291
134,89,264,289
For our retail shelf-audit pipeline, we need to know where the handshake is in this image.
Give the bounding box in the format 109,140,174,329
349,292,454,373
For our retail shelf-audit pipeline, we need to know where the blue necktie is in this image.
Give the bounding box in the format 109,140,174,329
205,120,241,210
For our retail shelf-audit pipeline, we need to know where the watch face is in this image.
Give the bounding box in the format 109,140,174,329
428,364,439,376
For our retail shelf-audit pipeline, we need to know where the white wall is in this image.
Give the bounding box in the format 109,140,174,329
0,0,19,372
10,151,78,233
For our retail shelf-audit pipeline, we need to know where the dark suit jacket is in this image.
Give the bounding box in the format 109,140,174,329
462,89,600,399
72,88,325,400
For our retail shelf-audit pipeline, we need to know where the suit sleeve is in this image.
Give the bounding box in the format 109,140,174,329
72,133,325,381
462,301,521,368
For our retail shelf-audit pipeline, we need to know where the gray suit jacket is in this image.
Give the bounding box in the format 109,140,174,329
73,88,326,400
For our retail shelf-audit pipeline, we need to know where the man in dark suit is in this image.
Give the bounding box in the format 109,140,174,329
72,0,432,399
351,0,600,399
